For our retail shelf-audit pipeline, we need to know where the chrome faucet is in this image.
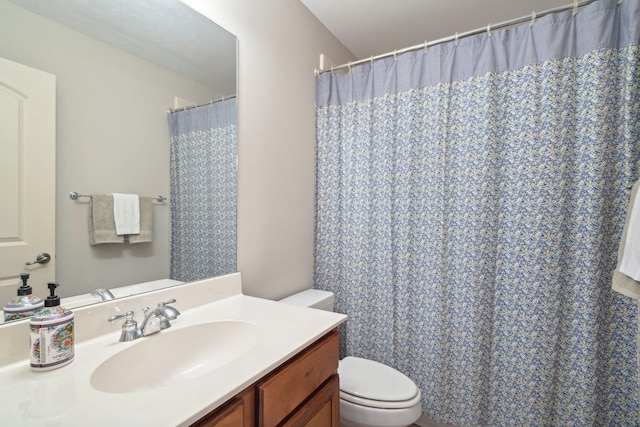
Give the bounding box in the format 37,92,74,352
140,306,171,336
92,288,115,301
108,299,179,341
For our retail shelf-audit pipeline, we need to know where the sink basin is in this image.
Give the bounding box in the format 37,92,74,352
90,320,261,394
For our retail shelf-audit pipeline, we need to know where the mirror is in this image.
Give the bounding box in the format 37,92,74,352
0,0,237,321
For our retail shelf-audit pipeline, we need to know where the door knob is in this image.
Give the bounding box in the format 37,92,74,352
25,253,51,266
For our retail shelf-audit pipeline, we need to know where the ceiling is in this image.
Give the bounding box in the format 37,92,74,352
301,0,570,60
7,0,237,95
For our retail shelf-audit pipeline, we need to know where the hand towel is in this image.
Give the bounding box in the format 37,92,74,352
613,180,640,299
112,193,140,236
127,196,153,243
89,194,124,245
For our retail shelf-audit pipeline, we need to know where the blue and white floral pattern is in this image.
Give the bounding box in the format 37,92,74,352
315,27,640,427
169,99,237,282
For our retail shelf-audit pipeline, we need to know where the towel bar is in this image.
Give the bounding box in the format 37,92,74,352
69,192,167,202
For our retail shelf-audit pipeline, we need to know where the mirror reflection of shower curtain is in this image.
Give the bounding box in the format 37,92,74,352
168,98,237,282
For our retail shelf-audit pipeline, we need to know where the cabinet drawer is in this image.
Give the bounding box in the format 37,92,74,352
257,330,339,427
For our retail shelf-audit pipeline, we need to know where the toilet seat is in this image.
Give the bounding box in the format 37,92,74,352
339,357,421,409
340,389,422,409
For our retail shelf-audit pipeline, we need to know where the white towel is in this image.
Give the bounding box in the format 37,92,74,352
112,193,140,236
613,181,640,299
619,181,640,281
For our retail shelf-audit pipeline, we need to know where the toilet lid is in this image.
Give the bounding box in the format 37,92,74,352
338,357,419,404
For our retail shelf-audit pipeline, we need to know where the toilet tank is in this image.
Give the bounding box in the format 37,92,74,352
279,289,335,312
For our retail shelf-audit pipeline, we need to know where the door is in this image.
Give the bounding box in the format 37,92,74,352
0,57,55,308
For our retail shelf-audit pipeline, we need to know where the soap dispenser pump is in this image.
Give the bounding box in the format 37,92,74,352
29,282,74,371
3,274,44,322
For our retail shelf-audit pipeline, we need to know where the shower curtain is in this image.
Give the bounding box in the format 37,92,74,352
314,0,640,425
168,98,237,282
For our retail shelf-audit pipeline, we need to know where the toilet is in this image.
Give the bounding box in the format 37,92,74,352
280,289,422,427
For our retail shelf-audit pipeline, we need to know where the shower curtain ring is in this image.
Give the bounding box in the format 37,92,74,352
348,61,352,71
424,40,428,53
530,11,536,26
454,32,459,46
487,24,492,37
393,49,398,60
572,0,578,15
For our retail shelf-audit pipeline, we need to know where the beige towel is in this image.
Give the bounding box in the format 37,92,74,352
89,194,124,245
612,180,640,299
127,196,153,243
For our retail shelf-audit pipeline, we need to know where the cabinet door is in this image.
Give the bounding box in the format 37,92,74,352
203,399,243,427
282,374,340,427
191,387,255,427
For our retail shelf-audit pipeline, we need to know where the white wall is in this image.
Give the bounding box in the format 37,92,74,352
182,0,355,299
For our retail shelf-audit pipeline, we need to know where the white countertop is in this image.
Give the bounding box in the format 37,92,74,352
0,274,347,426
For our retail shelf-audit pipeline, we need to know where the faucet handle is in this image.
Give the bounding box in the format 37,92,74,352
108,311,135,323
108,311,142,342
157,299,180,320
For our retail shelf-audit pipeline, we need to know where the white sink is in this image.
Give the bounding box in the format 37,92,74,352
90,320,261,394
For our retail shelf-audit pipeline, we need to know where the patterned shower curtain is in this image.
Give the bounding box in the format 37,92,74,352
314,0,640,425
168,98,237,282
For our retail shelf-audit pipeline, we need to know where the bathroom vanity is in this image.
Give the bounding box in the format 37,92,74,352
194,330,339,426
0,273,346,426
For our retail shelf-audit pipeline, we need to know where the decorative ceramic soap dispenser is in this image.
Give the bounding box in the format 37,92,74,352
29,283,74,371
3,273,44,322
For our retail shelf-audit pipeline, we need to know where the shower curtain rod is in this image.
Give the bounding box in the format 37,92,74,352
168,94,236,113
315,0,604,76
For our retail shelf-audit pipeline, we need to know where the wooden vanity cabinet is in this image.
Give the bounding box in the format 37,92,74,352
191,329,339,427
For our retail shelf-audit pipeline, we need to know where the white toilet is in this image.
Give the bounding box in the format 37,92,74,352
280,289,422,427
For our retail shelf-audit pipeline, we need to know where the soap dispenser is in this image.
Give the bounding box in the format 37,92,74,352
29,283,74,371
3,274,44,322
